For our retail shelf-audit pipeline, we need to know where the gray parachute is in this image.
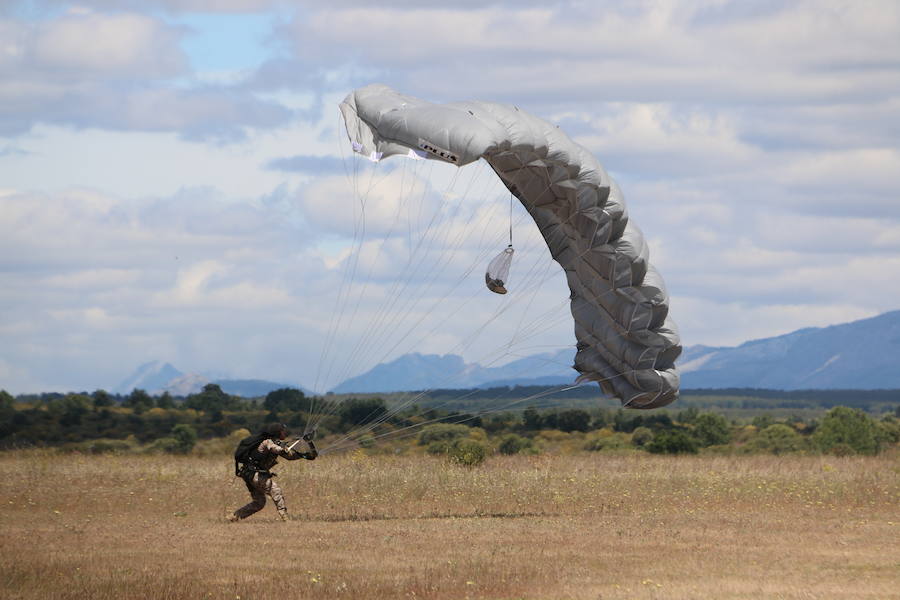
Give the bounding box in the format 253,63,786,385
340,84,681,409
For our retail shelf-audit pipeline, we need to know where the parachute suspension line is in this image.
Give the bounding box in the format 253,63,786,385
509,192,514,247
321,177,570,435
323,247,575,449
310,181,510,434
318,160,467,402
317,161,402,395
313,131,497,406
317,160,497,403
327,189,526,414
338,192,502,385
361,169,545,369
320,382,580,456
317,205,556,446
306,158,433,426
308,136,369,423
321,157,425,389
307,159,480,429
310,151,394,428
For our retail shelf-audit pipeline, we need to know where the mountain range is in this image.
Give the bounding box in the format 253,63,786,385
116,310,900,395
114,362,301,397
331,310,900,393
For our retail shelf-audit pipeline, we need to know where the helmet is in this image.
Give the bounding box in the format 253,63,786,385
262,422,289,439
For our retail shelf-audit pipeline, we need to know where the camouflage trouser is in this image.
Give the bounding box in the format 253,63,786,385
233,472,287,519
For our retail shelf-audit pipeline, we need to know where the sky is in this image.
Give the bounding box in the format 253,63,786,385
1,0,899,394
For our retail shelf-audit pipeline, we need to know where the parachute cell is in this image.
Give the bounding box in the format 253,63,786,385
339,84,681,409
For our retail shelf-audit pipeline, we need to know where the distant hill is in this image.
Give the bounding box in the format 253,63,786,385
680,310,900,389
115,361,182,394
332,310,900,393
115,310,900,397
115,363,306,397
331,349,574,394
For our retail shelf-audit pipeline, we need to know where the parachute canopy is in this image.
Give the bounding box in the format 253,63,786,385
340,84,681,409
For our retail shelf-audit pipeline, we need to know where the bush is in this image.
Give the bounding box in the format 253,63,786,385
812,406,880,455
194,428,250,457
748,424,806,454
631,426,654,447
171,424,198,453
556,409,592,433
426,440,455,455
693,413,731,447
339,398,387,426
447,439,487,466
876,416,900,446
425,437,488,466
497,434,534,455
584,430,630,452
417,423,470,445
646,430,699,454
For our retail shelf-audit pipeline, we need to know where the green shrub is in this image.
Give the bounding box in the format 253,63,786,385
584,431,630,452
693,413,731,447
876,416,900,446
812,406,880,455
749,424,805,454
631,426,654,447
425,438,487,466
426,440,454,455
497,434,534,455
171,424,198,454
646,430,699,454
447,439,487,466
358,434,375,449
194,428,250,457
417,423,470,445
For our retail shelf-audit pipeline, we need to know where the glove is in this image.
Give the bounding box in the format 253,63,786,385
302,431,314,442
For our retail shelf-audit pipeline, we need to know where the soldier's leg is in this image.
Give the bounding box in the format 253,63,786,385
233,474,267,520
264,477,288,520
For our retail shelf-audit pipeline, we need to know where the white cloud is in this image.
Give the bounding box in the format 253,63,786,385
1,1,898,393
297,167,439,237
30,12,186,77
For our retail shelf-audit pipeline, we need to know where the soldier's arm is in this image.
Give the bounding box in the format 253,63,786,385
260,438,294,457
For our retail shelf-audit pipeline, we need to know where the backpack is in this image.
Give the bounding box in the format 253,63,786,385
233,433,265,476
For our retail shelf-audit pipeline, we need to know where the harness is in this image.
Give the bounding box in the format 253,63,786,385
234,435,278,480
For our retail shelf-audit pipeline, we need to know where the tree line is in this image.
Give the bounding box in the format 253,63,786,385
1,385,898,458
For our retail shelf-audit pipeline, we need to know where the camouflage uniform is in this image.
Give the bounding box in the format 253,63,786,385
233,438,316,521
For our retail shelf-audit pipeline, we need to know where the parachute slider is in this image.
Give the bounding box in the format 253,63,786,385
351,141,383,162
485,245,514,295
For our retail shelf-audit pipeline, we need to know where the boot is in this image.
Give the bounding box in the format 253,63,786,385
279,512,289,522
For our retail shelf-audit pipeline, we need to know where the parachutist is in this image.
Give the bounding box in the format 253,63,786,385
229,423,317,522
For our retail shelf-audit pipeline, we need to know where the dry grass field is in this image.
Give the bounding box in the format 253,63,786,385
1,450,897,599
